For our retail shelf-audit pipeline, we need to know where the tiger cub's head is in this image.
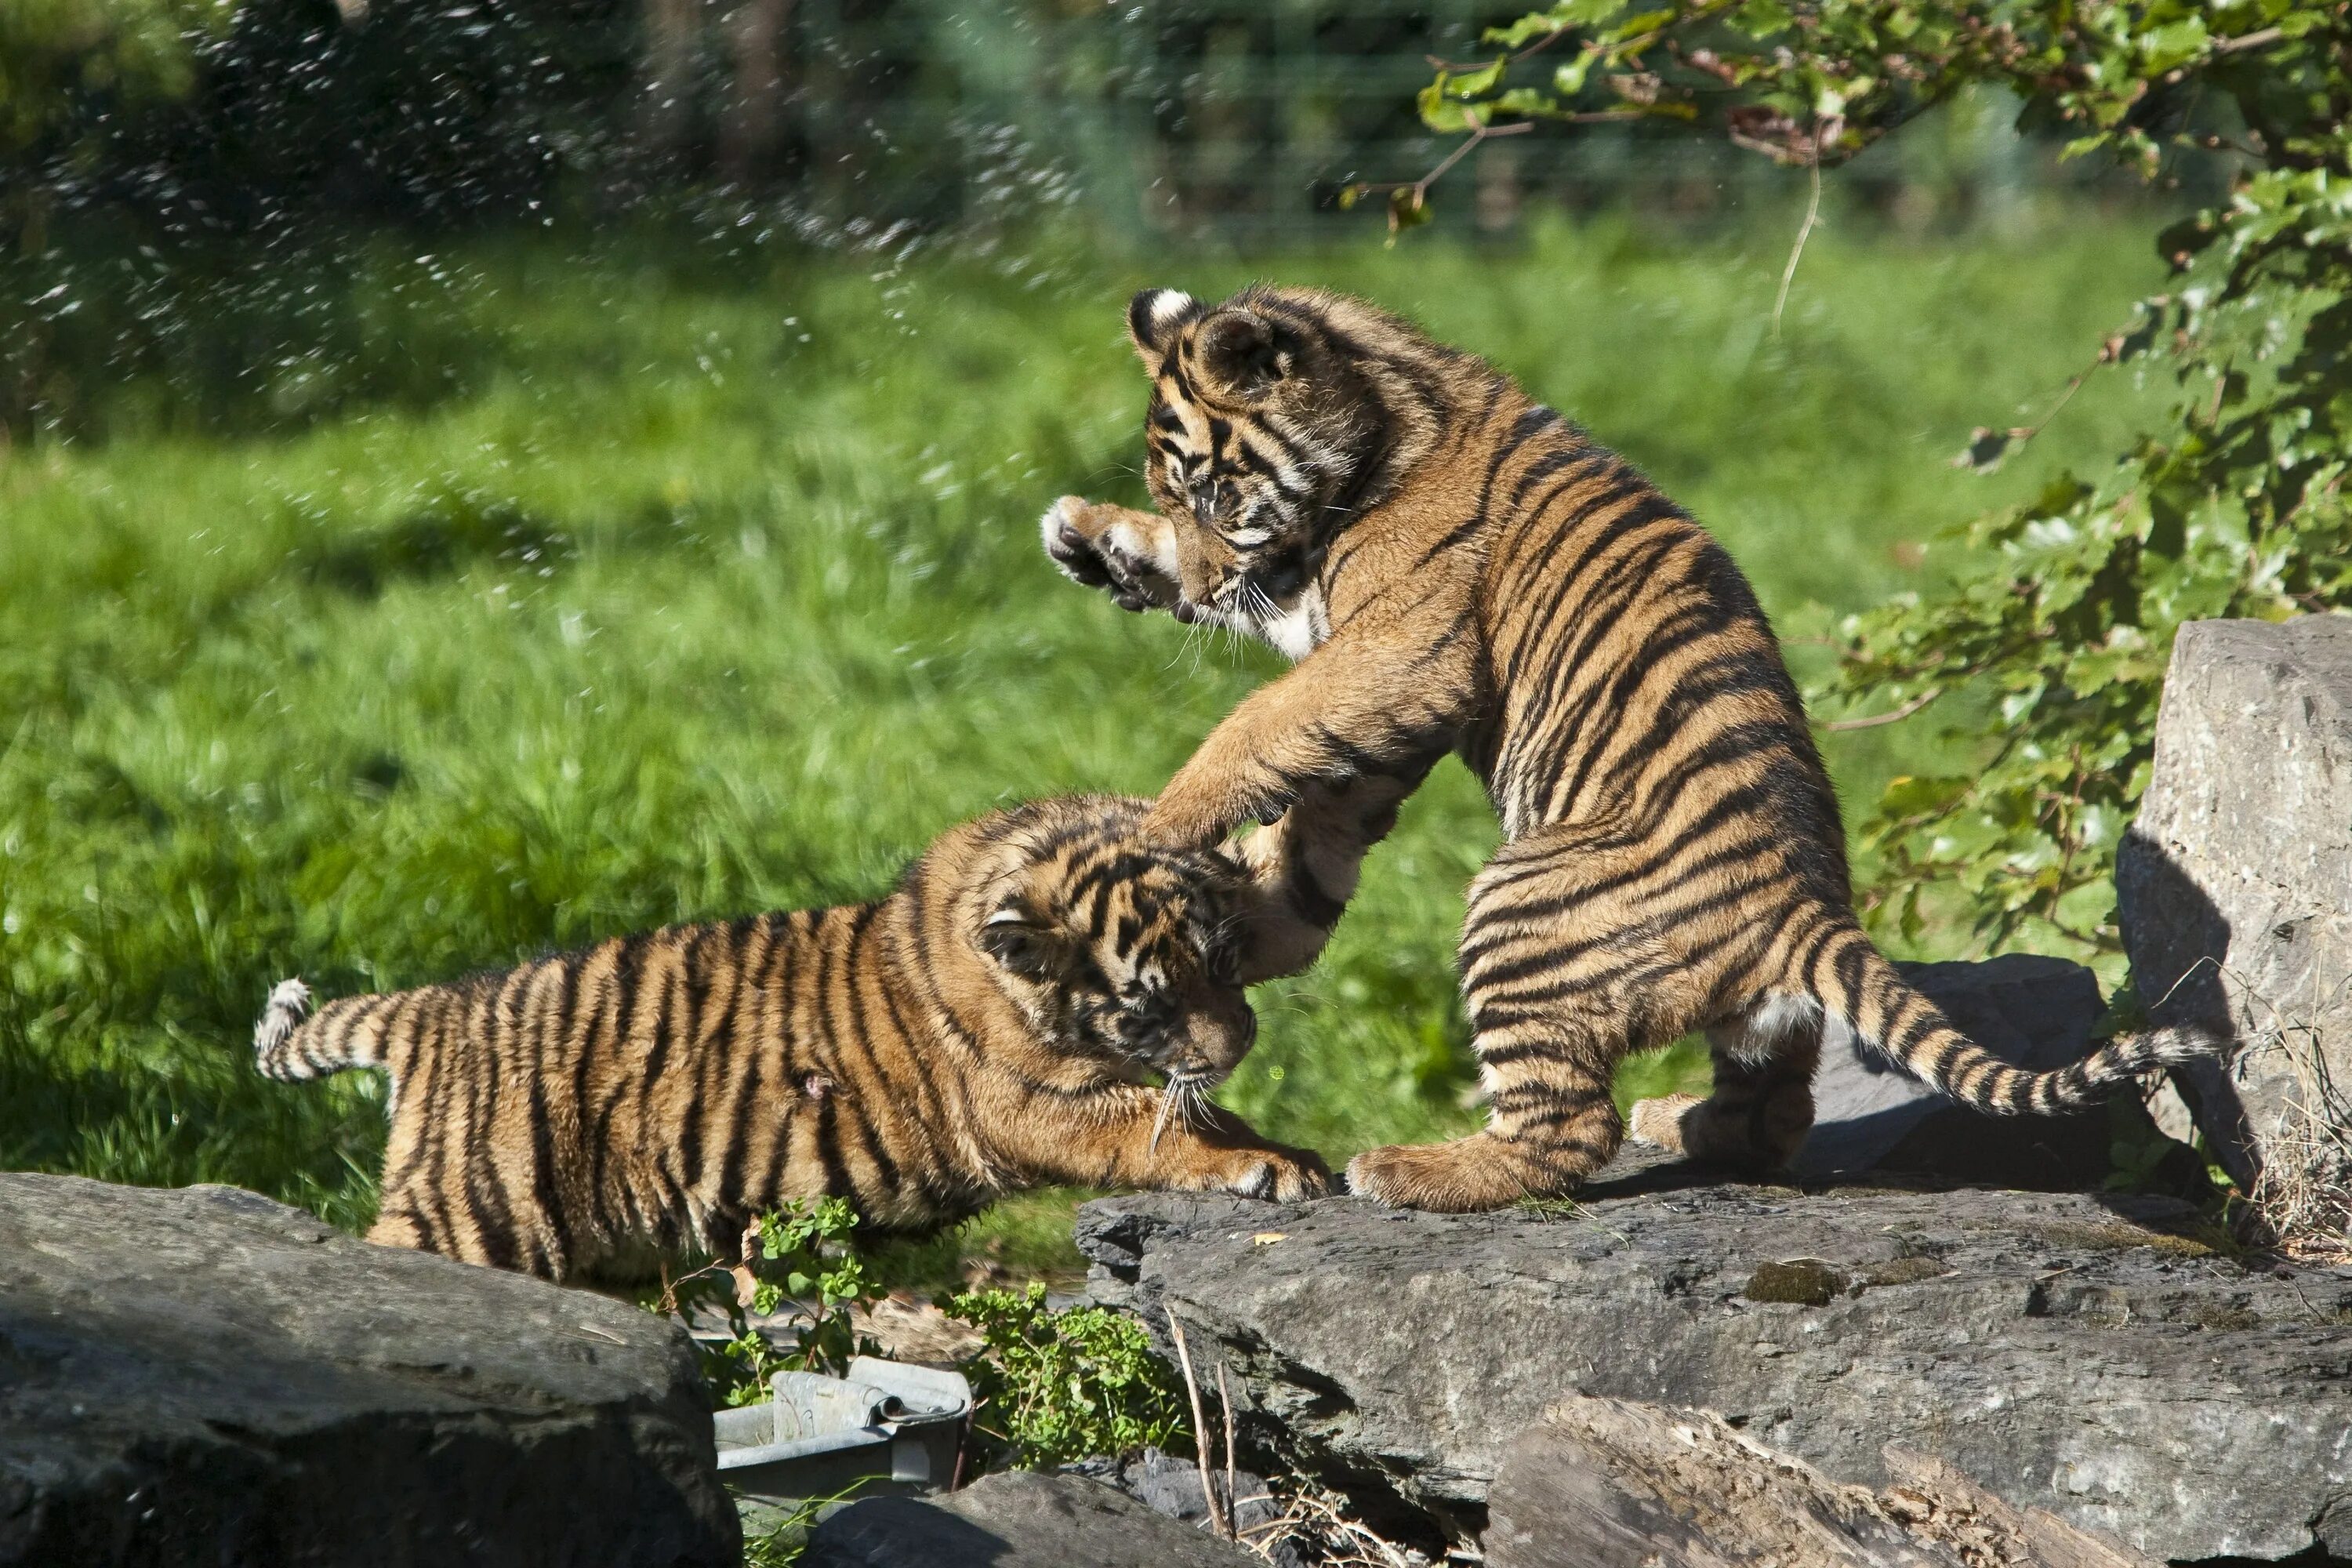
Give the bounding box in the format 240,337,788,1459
1121,284,1439,630
942,796,1258,1091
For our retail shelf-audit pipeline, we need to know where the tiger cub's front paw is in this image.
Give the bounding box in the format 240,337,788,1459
1039,495,1178,612
1228,1145,1332,1203
1181,1142,1330,1203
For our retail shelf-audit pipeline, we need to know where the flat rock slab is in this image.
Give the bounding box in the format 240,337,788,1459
1079,1166,2352,1563
804,1470,1261,1567
1483,1396,2158,1568
0,1174,735,1568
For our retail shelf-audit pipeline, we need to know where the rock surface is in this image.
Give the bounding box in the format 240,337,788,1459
1483,1396,2155,1568
804,1470,1262,1567
1484,1396,1964,1568
2118,615,2352,1233
1095,1446,1283,1537
1079,1162,2352,1563
0,1174,734,1568
1796,954,2125,1188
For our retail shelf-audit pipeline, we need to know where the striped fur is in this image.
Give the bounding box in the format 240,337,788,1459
255,796,1330,1279
1042,285,2224,1210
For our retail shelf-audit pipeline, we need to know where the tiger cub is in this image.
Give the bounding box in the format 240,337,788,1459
254,794,1355,1281
1041,285,2222,1212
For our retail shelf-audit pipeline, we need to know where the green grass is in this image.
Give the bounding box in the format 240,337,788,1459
0,210,2167,1270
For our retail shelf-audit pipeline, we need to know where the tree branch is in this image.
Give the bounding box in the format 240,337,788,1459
1770,149,1823,340
1817,686,1942,731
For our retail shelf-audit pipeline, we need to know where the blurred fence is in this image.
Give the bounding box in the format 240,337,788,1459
4,0,2129,249
697,0,2070,245
0,0,2174,437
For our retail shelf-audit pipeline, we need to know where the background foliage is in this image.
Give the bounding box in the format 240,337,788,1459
2,0,2272,1275
1421,0,2352,960
0,218,2160,1258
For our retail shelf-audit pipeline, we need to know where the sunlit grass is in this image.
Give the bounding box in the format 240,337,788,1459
0,211,2167,1275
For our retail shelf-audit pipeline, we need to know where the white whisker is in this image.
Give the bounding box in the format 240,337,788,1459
1150,1087,1178,1154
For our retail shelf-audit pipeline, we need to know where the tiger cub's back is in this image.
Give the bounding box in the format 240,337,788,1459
257,902,956,1280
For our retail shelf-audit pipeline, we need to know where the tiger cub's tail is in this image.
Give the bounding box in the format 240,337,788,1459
253,978,401,1082
1803,925,2222,1115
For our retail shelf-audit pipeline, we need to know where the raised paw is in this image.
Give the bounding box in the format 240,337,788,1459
1346,1131,1598,1213
1038,495,1177,612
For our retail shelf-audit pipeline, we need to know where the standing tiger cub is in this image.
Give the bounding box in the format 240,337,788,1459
255,794,1358,1280
1043,284,2223,1212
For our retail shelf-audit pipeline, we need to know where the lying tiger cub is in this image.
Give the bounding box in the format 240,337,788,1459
255,793,1372,1281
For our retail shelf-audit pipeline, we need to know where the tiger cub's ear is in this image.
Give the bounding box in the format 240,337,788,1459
1194,307,1291,402
980,904,1069,980
1127,288,1204,364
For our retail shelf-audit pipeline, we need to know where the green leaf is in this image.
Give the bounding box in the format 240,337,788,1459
1605,9,1674,44
2138,16,2209,73
1494,86,1563,118
1388,186,1433,230
1417,82,1472,133
1450,58,1508,98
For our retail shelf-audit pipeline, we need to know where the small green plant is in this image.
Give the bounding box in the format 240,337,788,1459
945,1283,1190,1468
737,1483,873,1568
740,1517,809,1568
659,1197,886,1408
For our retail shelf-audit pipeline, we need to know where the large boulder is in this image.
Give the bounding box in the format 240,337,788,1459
1795,953,2122,1188
0,1174,735,1568
1078,1164,2352,1563
804,1470,1262,1568
2118,615,2352,1240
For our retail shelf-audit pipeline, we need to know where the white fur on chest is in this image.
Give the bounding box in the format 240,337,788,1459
1247,586,1328,662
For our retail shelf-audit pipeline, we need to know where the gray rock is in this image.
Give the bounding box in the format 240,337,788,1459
1483,1397,2158,1568
1108,1446,1282,1537
1797,954,2124,1188
0,1174,735,1568
1078,1170,2352,1563
804,1470,1264,1567
1484,1396,1966,1568
2118,615,2352,1234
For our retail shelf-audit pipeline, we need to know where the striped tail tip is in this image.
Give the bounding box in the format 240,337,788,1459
1806,927,2232,1118
2082,1022,2227,1085
254,978,315,1079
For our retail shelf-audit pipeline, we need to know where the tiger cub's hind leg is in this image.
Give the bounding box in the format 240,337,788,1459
1629,995,1822,1173
1348,826,1708,1211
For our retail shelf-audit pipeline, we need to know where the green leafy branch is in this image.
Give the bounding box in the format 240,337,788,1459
657,1196,886,1406
1392,1,2352,960
1408,0,2339,180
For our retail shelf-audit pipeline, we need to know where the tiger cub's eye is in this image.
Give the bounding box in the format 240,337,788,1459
1120,989,1176,1044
